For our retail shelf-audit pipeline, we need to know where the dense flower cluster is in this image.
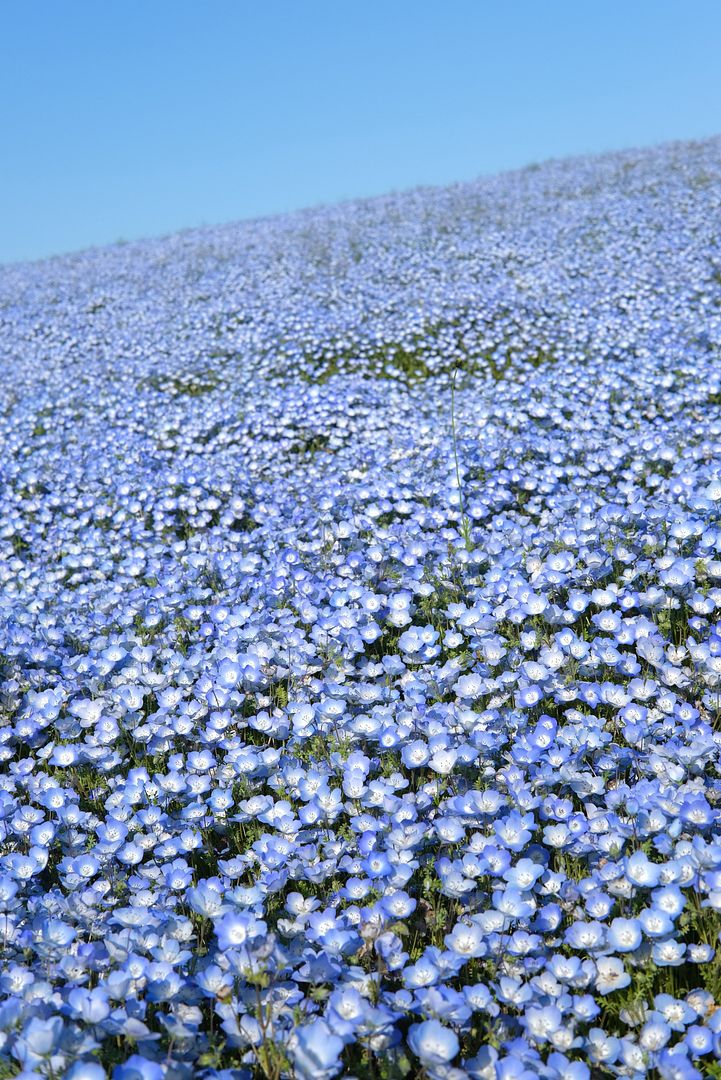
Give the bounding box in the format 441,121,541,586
1,138,721,1079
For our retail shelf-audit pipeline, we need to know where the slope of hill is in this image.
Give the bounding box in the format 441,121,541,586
2,139,721,1079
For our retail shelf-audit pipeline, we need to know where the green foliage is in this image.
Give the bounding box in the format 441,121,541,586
11,533,30,555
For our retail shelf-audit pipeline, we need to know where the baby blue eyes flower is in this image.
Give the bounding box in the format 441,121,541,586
654,885,686,918
214,911,267,950
680,795,715,828
386,592,412,628
653,939,687,966
654,994,693,1031
116,842,144,866
522,1004,563,1043
607,917,642,953
595,957,631,996
428,747,458,775
292,1019,345,1080
516,685,543,708
493,886,535,920
403,953,441,989
195,963,233,999
494,811,534,852
503,858,544,891
586,1027,621,1065
12,1016,63,1066
68,987,111,1024
625,849,662,888
685,1024,714,1056
35,918,76,950
445,920,486,959
216,657,241,688
363,851,393,879
455,672,485,699
66,1063,108,1080
408,1019,459,1066
112,1057,164,1080
164,859,193,891
401,740,430,768
398,625,439,657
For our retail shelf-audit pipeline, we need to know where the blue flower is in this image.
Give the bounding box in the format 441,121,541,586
408,1018,459,1066
12,1016,64,1067
595,957,631,996
445,919,486,959
606,917,642,953
291,1019,344,1080
112,1057,164,1080
68,987,111,1024
625,849,662,888
66,1065,108,1080
684,1024,714,1057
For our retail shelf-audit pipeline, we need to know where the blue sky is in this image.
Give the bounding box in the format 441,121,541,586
2,0,720,264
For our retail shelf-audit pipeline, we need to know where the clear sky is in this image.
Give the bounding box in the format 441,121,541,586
2,0,720,264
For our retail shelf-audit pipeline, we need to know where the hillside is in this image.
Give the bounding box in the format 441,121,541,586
2,138,721,1079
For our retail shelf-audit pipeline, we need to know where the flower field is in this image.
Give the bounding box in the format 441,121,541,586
3,137,721,1079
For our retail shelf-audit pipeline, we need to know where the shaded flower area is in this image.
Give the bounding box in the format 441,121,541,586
2,139,721,1079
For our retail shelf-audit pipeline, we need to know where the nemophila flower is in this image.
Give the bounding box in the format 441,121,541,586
11,1016,64,1067
444,919,486,959
213,911,267,950
516,685,544,709
521,1004,563,1043
493,886,536,921
504,858,545,891
403,952,442,989
495,975,533,1007
639,1017,672,1052
565,920,605,952
584,890,614,919
625,849,662,888
607,917,642,953
400,739,430,769
326,985,370,1038
428,747,458,775
408,1019,459,1067
653,993,696,1032
194,963,233,999
379,890,416,919
66,1063,107,1080
375,930,408,971
684,1024,714,1057
463,982,499,1015
291,1019,344,1080
534,902,562,932
595,957,631,996
112,1057,164,1080
680,794,716,829
639,906,674,938
688,942,714,962
586,1027,621,1065
494,811,534,852
386,592,413,628
653,939,687,966
653,884,686,918
545,1052,591,1080
68,986,111,1024
571,995,601,1022
455,673,485,699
